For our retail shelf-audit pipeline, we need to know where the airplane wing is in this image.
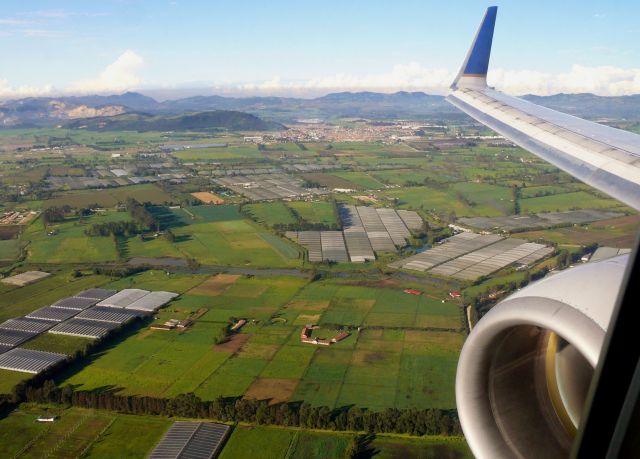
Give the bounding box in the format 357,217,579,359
448,7,640,459
446,6,640,211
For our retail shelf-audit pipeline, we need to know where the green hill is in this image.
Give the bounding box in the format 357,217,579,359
65,110,285,132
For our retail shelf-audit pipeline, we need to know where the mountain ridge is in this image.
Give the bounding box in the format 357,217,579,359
1,90,639,127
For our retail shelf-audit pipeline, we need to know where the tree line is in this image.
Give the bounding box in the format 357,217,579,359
85,220,141,237
16,382,461,437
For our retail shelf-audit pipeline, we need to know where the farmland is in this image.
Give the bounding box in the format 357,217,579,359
59,275,464,411
244,202,297,227
287,200,339,227
43,184,175,209
0,406,472,459
0,113,637,456
0,406,171,459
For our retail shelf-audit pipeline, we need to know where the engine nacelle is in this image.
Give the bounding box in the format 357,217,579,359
457,255,628,459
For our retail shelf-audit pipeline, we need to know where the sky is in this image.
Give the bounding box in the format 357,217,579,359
0,0,639,99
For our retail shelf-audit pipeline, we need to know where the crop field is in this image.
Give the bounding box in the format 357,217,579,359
0,406,171,459
43,184,175,209
60,275,308,397
190,191,224,204
59,276,464,411
287,200,338,227
244,202,297,227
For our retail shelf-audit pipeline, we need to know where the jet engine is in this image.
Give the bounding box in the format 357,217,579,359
456,255,628,458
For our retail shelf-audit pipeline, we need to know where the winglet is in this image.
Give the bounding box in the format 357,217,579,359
451,6,498,90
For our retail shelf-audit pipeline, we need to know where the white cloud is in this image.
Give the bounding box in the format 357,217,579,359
1,59,640,100
68,50,145,94
235,63,640,97
238,63,455,95
0,79,54,99
488,64,640,96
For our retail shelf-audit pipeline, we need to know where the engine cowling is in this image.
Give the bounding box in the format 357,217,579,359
457,255,628,459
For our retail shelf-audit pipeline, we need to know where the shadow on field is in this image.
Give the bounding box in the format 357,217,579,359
173,234,193,243
354,433,379,458
148,206,189,230
53,316,154,391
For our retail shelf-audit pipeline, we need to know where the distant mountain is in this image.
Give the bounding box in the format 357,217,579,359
64,110,285,132
1,90,639,128
523,93,640,119
61,92,159,111
156,91,455,121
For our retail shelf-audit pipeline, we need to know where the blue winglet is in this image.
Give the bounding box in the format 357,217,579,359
464,6,497,75
451,6,498,88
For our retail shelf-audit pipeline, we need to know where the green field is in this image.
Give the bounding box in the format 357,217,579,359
60,277,463,410
0,238,19,260
244,202,297,227
331,171,387,190
21,203,304,267
520,190,623,213
450,182,513,216
380,186,472,217
21,333,93,356
171,219,301,267
287,200,339,227
43,183,175,209
0,405,171,459
22,212,129,263
219,426,472,459
0,406,470,459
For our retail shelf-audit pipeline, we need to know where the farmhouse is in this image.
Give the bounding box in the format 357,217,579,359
231,319,247,332
300,325,350,346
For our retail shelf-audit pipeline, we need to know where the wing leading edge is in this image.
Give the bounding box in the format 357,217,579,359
447,7,640,211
